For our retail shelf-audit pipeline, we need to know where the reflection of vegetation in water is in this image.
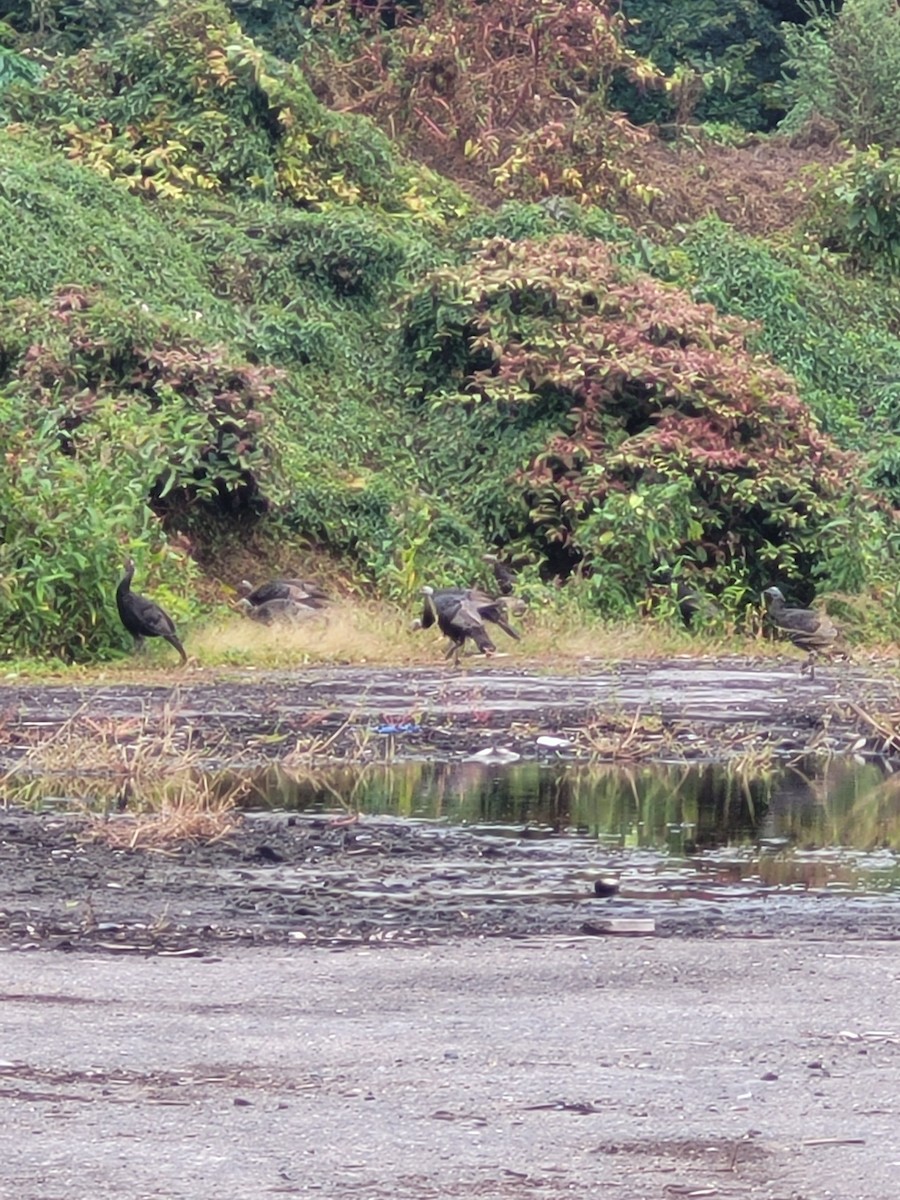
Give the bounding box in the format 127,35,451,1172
563,762,770,850
766,757,900,850
233,755,900,853
232,758,777,844
0,709,243,844
9,752,900,862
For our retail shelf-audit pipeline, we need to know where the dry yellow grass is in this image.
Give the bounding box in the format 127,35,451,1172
188,601,423,667
183,598,771,671
4,703,202,772
81,774,245,850
0,706,247,847
514,609,697,663
95,592,900,678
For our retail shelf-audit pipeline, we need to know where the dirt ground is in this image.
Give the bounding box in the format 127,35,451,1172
2,660,900,1198
3,656,899,769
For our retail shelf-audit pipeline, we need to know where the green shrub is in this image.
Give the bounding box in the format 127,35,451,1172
659,218,900,461
396,234,900,615
775,3,835,135
806,147,900,274
0,132,232,323
778,0,900,149
456,201,637,248
612,0,787,131
0,45,42,111
5,0,445,215
281,474,400,582
1,0,150,53
0,284,285,529
0,391,200,663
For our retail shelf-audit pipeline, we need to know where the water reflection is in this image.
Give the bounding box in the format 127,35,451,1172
229,757,900,893
8,754,900,892
238,755,900,852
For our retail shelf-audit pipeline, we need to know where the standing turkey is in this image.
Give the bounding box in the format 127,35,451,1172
420,587,495,664
763,586,838,680
417,586,520,664
116,558,187,665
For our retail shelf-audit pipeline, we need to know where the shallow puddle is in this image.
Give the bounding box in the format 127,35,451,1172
4,668,900,960
3,754,900,955
226,755,900,895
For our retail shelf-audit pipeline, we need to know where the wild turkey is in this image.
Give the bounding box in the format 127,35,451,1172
763,587,838,680
420,586,497,665
116,558,187,665
242,597,325,626
418,586,521,641
239,577,329,609
650,566,717,628
482,552,517,596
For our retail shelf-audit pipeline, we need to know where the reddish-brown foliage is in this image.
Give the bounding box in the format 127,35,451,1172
303,0,660,205
0,286,281,520
404,235,875,593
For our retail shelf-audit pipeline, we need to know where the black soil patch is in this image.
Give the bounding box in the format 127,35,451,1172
2,807,899,957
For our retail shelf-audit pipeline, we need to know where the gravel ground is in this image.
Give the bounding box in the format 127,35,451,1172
2,938,899,1199
1,658,898,769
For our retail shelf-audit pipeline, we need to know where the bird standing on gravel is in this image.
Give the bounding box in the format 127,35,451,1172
762,586,838,680
116,558,187,665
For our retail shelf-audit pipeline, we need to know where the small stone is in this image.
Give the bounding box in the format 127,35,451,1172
581,917,655,936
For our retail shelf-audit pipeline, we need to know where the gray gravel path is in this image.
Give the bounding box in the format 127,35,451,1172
1,936,898,1199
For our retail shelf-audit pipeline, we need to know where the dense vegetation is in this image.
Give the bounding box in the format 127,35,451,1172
3,0,900,661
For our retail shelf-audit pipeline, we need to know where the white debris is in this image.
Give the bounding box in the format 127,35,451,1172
464,746,521,763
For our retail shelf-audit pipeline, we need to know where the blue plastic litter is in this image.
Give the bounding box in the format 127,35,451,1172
375,723,421,735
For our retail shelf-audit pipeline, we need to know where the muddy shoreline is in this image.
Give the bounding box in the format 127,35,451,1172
2,658,899,769
2,806,899,959
3,661,900,1200
1,659,899,959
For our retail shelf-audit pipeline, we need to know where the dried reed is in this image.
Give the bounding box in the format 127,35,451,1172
0,703,244,847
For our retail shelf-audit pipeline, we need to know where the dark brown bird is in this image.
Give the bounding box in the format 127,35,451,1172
461,587,521,641
116,558,187,665
416,586,521,654
239,577,329,609
482,553,517,596
650,566,718,628
420,586,505,665
763,586,838,680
